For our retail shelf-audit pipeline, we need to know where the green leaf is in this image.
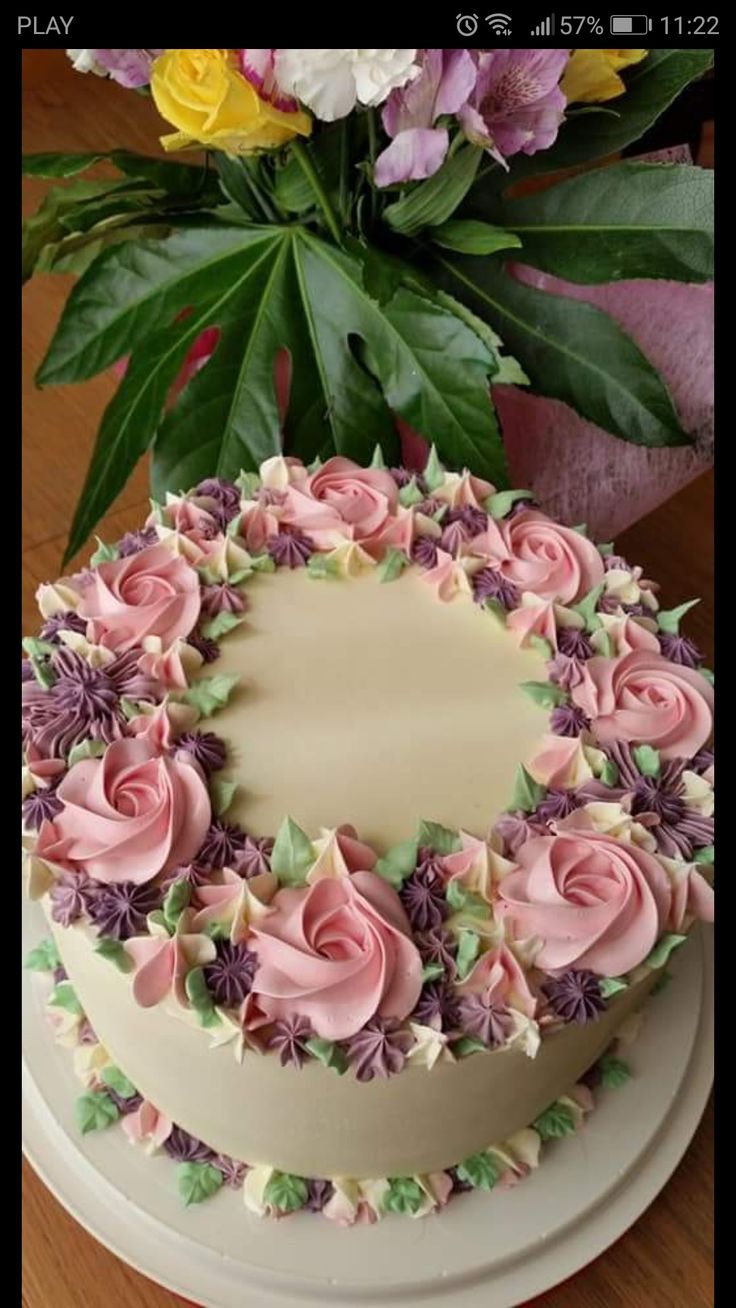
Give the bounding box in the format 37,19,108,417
599,758,620,788
177,1161,224,1207
421,962,446,984
22,636,57,660
434,256,689,449
67,738,107,767
417,820,461,855
306,553,337,580
89,537,120,566
375,837,419,889
699,667,714,686
657,598,700,635
493,50,715,183
519,680,568,710
486,488,533,519
456,1151,502,1190
423,443,445,491
644,933,687,970
100,1065,138,1100
94,938,132,972
271,817,315,887
199,611,244,641
377,548,410,583
599,976,628,999
235,469,261,498
595,632,614,658
182,674,240,717
573,583,605,633
49,981,83,1016
304,1037,348,1074
24,938,61,972
632,744,661,778
383,145,482,236
598,1055,632,1090
533,1101,576,1141
209,779,237,817
452,1035,488,1059
76,1091,120,1135
185,967,221,1028
430,219,522,256
263,1171,308,1213
509,765,546,814
398,477,424,508
23,152,110,178
455,930,481,981
492,164,713,284
694,845,714,866
445,880,490,919
163,878,191,930
382,1177,426,1214
23,177,143,281
370,444,387,469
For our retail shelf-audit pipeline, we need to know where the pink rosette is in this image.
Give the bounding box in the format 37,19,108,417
282,456,399,550
246,871,422,1040
34,737,210,885
472,510,604,604
571,650,714,760
496,831,673,975
77,544,201,653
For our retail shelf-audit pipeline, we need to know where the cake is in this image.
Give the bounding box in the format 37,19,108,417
22,451,715,1223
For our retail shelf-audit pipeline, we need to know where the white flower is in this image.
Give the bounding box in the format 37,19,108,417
274,49,419,122
66,49,107,76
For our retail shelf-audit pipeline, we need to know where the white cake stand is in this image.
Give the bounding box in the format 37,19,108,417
23,896,713,1308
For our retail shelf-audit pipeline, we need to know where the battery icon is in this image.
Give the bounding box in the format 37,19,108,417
610,15,652,34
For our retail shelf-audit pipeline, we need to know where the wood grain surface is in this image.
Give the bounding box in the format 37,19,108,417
21,51,714,1308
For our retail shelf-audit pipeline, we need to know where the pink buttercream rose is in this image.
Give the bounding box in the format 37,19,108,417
571,650,713,761
34,737,211,885
472,510,604,604
496,831,672,975
282,456,399,550
247,871,422,1040
77,544,201,653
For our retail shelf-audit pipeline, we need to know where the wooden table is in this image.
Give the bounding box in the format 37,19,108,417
22,51,714,1308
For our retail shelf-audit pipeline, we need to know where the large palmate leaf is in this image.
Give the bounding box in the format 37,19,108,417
476,163,713,284
495,49,714,185
435,255,689,449
40,222,506,562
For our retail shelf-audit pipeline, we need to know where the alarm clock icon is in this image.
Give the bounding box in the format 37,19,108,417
456,13,479,35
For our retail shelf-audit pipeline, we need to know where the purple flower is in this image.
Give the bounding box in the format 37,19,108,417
606,742,713,860
49,873,96,927
459,49,568,165
117,527,159,557
22,784,63,830
232,836,274,878
533,788,580,824
92,49,163,89
88,880,161,940
187,632,221,664
164,1126,216,1164
345,1019,412,1082
400,861,448,932
472,567,520,609
658,632,703,668
161,861,212,892
39,611,88,643
195,478,241,513
105,1087,144,1116
547,652,585,692
440,519,471,556
204,940,258,1008
177,730,227,774
21,659,35,683
412,981,460,1030
549,703,589,737
197,820,247,868
542,970,605,1025
455,993,512,1047
692,748,714,775
556,627,593,660
390,466,413,488
200,583,246,617
448,504,488,537
411,535,439,568
22,647,158,759
214,1154,247,1189
416,927,457,977
305,1178,335,1212
266,1014,314,1068
267,530,314,568
375,48,477,185
492,811,545,858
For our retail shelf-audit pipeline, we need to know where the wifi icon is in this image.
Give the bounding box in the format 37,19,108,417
485,11,512,34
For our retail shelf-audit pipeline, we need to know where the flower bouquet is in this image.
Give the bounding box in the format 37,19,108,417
23,47,713,562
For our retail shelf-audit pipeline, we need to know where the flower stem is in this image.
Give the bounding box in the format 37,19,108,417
290,139,342,246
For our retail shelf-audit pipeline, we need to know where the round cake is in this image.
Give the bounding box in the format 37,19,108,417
22,451,715,1222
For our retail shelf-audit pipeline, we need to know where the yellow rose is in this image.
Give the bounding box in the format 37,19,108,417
561,49,648,104
150,49,311,154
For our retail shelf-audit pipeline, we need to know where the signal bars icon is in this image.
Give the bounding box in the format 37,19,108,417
531,14,555,34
